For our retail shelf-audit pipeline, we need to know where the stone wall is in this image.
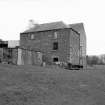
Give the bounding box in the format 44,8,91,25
20,28,80,66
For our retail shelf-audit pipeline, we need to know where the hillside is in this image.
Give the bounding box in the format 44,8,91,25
0,64,105,105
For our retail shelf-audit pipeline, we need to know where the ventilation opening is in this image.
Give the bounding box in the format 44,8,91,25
53,57,58,62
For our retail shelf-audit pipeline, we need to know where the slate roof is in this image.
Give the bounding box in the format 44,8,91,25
69,23,86,36
22,21,69,33
69,23,84,33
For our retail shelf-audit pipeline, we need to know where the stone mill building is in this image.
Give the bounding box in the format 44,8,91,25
19,21,86,68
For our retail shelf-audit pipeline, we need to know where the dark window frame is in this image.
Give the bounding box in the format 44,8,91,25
53,42,58,50
53,57,59,62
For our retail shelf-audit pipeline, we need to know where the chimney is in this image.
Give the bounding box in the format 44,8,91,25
28,19,35,28
28,19,39,29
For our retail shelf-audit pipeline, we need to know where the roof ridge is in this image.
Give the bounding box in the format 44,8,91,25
22,21,69,33
39,21,65,25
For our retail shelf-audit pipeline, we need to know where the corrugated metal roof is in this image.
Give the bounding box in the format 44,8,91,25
22,21,69,33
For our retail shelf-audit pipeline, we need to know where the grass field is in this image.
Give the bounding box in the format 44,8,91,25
0,64,105,105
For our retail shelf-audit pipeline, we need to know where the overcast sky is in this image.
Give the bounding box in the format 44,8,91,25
0,0,104,55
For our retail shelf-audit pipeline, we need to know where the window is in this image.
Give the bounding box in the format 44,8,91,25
53,57,58,62
31,34,34,39
54,32,58,39
53,42,58,50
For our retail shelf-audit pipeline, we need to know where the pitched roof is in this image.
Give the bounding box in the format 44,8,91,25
69,23,86,37
22,21,69,33
69,23,85,34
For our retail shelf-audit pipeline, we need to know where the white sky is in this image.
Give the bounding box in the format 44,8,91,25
0,0,105,55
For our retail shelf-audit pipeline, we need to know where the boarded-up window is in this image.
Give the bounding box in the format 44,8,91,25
37,52,42,64
54,32,58,39
31,34,34,39
28,50,32,64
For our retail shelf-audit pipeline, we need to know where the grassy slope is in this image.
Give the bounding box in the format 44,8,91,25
0,64,105,105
